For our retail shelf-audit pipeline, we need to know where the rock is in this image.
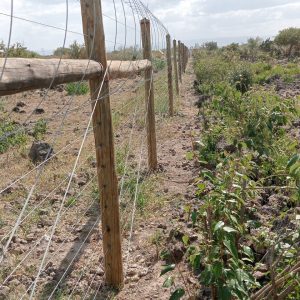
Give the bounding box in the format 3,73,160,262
12,106,20,113
157,224,167,230
192,140,201,151
16,101,26,107
55,85,64,92
139,269,148,277
190,234,198,242
39,209,49,215
34,108,45,114
256,264,268,272
292,119,300,127
12,106,25,113
127,269,138,277
253,271,267,281
194,95,211,108
77,179,87,187
90,160,97,168
167,242,185,263
26,234,35,242
130,275,140,282
29,142,54,163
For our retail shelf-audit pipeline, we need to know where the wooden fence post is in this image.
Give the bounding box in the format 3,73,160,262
166,34,174,116
173,39,179,95
80,0,123,288
140,18,158,171
182,44,186,73
184,45,187,72
178,40,182,83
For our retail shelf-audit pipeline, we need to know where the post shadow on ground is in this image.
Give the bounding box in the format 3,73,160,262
39,201,116,300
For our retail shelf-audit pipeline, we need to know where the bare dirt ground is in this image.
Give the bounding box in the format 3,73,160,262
116,63,200,300
0,63,202,299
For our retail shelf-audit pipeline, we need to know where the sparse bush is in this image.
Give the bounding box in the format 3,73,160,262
65,82,89,96
0,42,39,58
194,54,231,84
152,58,166,72
33,119,47,140
230,68,253,94
203,41,218,51
53,47,71,58
53,41,86,59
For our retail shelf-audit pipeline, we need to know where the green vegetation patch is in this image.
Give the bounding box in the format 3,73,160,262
65,82,89,96
0,121,27,154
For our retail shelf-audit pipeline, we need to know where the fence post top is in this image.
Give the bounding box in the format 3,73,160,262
140,18,150,24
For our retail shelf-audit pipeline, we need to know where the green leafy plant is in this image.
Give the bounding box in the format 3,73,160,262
66,82,89,96
230,68,253,94
152,58,166,72
0,121,27,153
33,119,47,140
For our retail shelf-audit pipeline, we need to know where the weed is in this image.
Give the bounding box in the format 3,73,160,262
230,68,253,94
65,196,77,207
33,119,47,140
0,121,27,153
65,82,89,96
152,58,166,72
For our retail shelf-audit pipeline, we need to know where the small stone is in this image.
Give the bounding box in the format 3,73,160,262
157,224,167,230
253,271,266,280
130,275,139,282
192,140,201,151
39,209,48,215
139,269,148,277
26,234,35,242
34,108,45,114
29,142,54,163
16,101,26,107
127,269,137,277
96,269,104,276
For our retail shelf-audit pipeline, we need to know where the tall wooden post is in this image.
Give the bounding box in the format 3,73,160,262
80,0,123,287
181,44,185,73
140,18,158,171
173,39,179,95
166,34,174,116
178,40,182,83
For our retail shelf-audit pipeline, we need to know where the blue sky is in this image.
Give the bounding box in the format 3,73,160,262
0,0,299,53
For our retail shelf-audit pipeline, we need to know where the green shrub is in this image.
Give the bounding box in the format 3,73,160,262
194,54,230,84
65,82,89,96
152,58,166,72
253,63,300,84
33,119,47,140
230,68,253,94
0,122,27,153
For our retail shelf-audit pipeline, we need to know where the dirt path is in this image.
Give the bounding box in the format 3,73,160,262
116,63,201,300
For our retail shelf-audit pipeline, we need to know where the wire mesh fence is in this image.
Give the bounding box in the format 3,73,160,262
0,0,189,298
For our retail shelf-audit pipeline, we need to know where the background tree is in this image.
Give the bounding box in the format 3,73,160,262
203,41,218,51
274,27,300,57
